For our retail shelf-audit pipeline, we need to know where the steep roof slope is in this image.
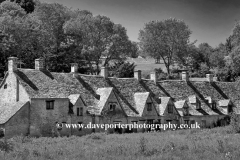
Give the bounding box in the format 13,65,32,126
134,92,150,116
0,101,29,124
13,68,240,116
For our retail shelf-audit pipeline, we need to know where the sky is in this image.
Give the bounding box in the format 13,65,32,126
41,0,240,47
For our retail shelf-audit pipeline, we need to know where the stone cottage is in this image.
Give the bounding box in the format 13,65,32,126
0,57,238,138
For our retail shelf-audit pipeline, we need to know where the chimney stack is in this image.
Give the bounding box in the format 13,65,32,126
70,63,78,73
206,74,213,82
182,70,189,81
100,67,108,78
8,57,18,72
134,70,141,81
35,58,45,70
150,70,158,83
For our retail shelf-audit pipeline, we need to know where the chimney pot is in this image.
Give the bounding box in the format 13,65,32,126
206,74,213,82
150,70,158,83
182,71,189,81
70,63,78,73
100,67,108,78
8,57,18,72
134,70,141,80
35,58,45,70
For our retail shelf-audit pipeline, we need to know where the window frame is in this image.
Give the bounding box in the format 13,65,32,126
212,102,216,110
78,122,83,131
46,100,54,110
183,108,189,116
196,100,201,110
77,107,83,116
109,102,117,111
147,103,152,111
168,105,173,113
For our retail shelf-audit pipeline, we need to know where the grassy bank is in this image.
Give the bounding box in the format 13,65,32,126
0,126,239,160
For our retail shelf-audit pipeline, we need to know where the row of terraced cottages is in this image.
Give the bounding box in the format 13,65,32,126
0,57,235,138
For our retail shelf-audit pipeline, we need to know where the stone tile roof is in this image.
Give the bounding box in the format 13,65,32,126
188,95,198,104
174,100,186,109
68,94,81,105
12,69,240,117
218,99,231,107
134,92,150,116
0,101,28,124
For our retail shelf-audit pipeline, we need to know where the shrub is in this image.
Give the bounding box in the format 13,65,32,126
138,137,148,153
0,139,13,152
230,112,240,133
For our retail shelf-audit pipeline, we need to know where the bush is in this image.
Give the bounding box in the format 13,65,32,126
0,139,13,152
230,112,240,133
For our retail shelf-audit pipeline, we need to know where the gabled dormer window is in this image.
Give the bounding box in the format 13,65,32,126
46,100,54,110
147,103,152,111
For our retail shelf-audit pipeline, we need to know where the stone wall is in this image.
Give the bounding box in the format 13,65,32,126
30,98,71,137
0,72,29,104
5,102,30,138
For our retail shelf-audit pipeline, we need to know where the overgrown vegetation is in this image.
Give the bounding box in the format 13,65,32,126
0,126,239,160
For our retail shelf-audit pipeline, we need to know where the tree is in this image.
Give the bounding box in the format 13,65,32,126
0,1,56,69
209,43,226,69
129,41,139,58
10,0,35,13
109,61,136,78
32,2,71,69
197,43,213,68
139,18,192,74
64,13,133,74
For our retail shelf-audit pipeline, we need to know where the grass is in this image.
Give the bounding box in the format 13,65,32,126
127,57,167,75
0,126,239,160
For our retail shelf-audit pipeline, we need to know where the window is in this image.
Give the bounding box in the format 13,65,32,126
184,120,189,125
206,99,209,104
228,105,233,114
46,100,54,110
147,103,152,111
183,108,189,116
196,101,201,110
201,120,207,128
69,105,74,114
78,122,83,131
56,122,63,131
109,103,116,111
212,102,216,110
190,120,195,124
77,107,83,116
3,84,7,89
166,120,172,124
168,105,173,113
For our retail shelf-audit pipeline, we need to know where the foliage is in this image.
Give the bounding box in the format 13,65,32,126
10,0,35,13
64,12,134,74
109,61,136,78
129,41,139,58
230,112,240,133
0,126,239,160
139,18,192,74
198,63,210,77
0,1,136,76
